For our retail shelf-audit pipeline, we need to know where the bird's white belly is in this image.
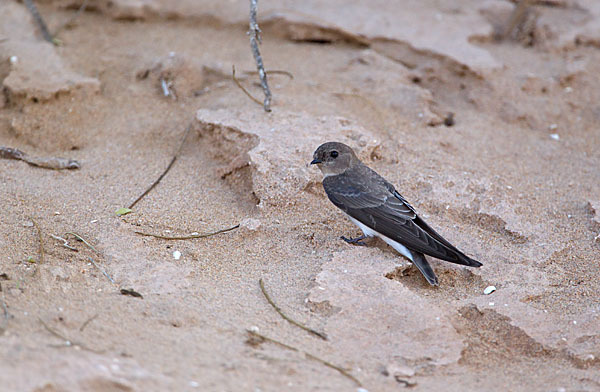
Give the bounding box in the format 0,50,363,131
347,215,414,262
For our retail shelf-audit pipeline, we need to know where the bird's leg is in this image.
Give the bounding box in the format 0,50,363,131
340,234,368,246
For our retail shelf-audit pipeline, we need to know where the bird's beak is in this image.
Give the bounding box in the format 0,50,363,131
310,158,322,165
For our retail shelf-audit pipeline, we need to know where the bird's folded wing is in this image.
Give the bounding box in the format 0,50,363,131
323,174,472,264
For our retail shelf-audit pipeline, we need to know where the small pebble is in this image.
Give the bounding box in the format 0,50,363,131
189,381,199,388
483,286,496,295
249,325,259,333
550,133,560,140
172,250,181,260
548,124,558,131
489,302,494,306
9,56,18,64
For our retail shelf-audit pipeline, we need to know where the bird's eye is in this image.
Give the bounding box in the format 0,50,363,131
330,151,339,158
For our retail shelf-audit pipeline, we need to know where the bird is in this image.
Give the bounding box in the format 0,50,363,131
310,141,482,286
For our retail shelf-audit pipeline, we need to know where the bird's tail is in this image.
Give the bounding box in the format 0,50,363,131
412,252,439,286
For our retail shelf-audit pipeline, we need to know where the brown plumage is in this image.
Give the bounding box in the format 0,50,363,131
311,142,482,286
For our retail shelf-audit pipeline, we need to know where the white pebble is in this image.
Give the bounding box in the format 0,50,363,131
172,250,181,260
9,56,18,64
357,388,370,392
550,133,560,140
548,123,558,131
483,286,496,295
249,325,259,333
240,218,261,231
189,381,199,388
573,320,577,325
489,302,495,306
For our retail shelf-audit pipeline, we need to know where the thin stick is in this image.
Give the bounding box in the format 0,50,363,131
243,70,294,80
249,0,272,112
39,317,101,353
53,0,89,36
259,278,327,340
23,0,54,44
502,0,533,40
65,232,99,254
31,218,44,264
246,330,361,387
135,224,239,240
79,314,98,332
304,352,362,386
232,65,263,107
128,124,192,209
50,234,78,251
88,257,115,284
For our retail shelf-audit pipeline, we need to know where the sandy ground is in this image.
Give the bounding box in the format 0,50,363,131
1,0,600,391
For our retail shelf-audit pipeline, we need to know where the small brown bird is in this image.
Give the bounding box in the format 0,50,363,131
311,142,482,285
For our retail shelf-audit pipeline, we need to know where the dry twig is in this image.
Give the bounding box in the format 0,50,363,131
498,0,534,41
128,124,192,209
39,317,101,353
54,0,89,36
243,69,294,80
50,234,78,251
246,330,361,387
249,0,272,112
1,147,80,170
65,232,99,254
23,0,54,44
135,224,240,240
79,314,98,332
259,278,327,340
88,257,115,284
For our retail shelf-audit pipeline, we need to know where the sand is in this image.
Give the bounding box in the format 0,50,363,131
0,0,599,391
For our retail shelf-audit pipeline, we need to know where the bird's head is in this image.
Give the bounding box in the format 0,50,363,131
310,142,359,177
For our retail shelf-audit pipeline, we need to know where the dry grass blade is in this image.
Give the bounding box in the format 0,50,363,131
50,234,78,251
88,257,115,284
246,330,361,387
128,124,191,209
259,278,327,340
135,224,239,240
65,232,99,254
232,65,264,107
79,314,98,332
39,317,102,353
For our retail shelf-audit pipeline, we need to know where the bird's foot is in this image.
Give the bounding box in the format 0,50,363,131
341,235,368,246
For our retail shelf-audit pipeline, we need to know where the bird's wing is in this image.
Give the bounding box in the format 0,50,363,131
323,167,481,266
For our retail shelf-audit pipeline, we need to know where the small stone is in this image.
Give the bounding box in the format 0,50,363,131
9,56,18,64
172,250,181,260
550,133,560,141
240,218,261,231
483,285,496,295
